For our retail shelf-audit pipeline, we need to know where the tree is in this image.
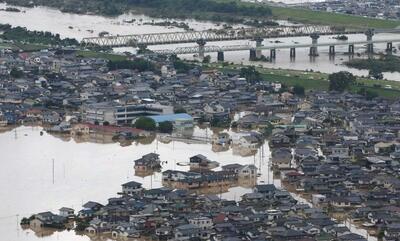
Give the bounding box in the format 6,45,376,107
158,121,173,133
357,88,378,100
202,55,211,64
292,85,305,96
134,117,156,131
10,67,24,78
369,67,383,80
174,106,187,113
107,59,155,72
240,66,261,83
328,71,355,92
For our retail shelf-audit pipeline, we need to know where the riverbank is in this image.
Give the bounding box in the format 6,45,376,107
2,0,400,29
207,62,400,99
0,23,78,48
0,0,275,27
345,55,400,73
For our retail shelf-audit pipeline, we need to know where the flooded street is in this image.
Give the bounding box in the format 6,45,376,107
0,125,377,241
0,126,276,241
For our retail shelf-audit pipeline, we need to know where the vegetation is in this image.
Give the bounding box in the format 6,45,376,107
202,55,211,64
76,51,127,61
0,24,78,46
107,59,155,72
134,117,156,131
208,63,400,99
328,71,356,92
240,66,261,84
75,220,90,232
369,68,384,80
292,85,305,96
210,117,231,128
158,121,173,133
345,56,400,73
269,5,400,29
170,55,197,74
262,122,274,137
357,88,379,100
4,0,400,28
4,0,272,24
174,106,187,114
10,67,24,78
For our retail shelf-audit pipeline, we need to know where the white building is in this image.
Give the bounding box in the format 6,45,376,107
188,217,213,230
82,102,173,125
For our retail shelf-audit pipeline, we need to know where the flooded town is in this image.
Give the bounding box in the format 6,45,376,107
1,0,400,241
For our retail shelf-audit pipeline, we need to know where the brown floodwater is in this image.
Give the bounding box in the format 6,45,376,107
0,125,376,241
0,125,276,241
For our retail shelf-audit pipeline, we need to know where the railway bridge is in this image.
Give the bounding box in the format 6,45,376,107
80,26,400,60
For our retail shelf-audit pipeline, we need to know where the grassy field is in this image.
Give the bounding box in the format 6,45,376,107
0,41,48,51
75,50,127,61
209,63,400,99
270,6,400,29
216,0,400,29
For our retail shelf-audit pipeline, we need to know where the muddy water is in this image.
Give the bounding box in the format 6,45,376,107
0,125,378,241
1,3,400,80
0,126,275,241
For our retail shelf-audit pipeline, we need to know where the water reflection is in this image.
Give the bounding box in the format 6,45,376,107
0,125,275,241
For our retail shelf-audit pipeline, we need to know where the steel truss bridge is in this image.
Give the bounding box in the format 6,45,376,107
81,26,364,48
153,38,400,55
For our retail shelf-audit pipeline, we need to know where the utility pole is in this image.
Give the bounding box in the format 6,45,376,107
52,158,55,184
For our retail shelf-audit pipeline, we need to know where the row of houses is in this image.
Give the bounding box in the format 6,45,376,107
26,181,370,241
266,91,400,241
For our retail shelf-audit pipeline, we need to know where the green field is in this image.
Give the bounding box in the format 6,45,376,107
209,63,400,99
0,41,48,51
216,0,400,29
270,6,400,29
75,50,127,61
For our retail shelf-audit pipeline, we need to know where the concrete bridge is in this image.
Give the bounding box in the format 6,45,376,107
153,37,400,61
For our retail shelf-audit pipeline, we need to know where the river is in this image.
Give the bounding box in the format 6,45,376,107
0,3,400,80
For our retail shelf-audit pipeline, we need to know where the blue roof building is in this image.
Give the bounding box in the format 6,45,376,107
149,113,193,129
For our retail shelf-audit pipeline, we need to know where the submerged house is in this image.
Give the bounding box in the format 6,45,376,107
189,154,219,170
30,212,67,229
121,181,143,195
134,153,161,172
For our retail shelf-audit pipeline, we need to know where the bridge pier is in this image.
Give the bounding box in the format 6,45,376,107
249,49,257,61
254,37,264,59
365,29,374,54
270,49,276,61
309,47,318,57
329,46,335,56
196,39,207,60
137,44,148,54
348,44,354,55
290,48,296,59
309,33,320,57
217,51,224,62
386,42,393,54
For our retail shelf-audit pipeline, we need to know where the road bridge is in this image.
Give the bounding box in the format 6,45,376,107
153,38,400,61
